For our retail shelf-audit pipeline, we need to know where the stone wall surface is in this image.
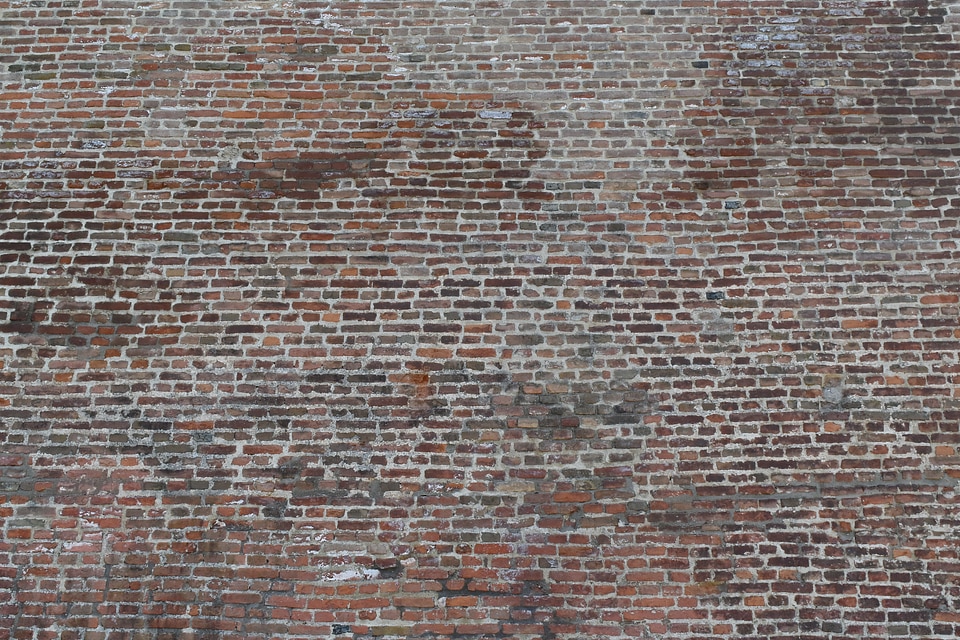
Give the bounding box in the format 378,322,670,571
1,0,960,638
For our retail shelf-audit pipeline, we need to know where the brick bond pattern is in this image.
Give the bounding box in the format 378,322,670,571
1,0,959,638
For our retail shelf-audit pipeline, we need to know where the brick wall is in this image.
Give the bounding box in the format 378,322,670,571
2,0,960,638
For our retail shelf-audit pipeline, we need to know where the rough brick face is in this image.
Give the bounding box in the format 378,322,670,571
1,0,960,638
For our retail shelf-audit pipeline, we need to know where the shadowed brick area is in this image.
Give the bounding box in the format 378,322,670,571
1,1,960,639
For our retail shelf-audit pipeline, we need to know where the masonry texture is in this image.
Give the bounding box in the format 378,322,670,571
1,0,960,638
